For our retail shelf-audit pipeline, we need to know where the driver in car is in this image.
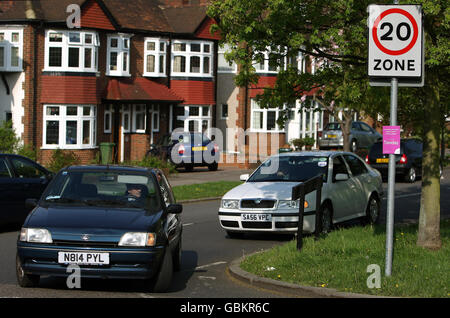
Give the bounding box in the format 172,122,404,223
276,163,291,179
125,184,147,202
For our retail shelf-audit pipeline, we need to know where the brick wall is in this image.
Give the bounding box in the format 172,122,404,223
40,148,98,167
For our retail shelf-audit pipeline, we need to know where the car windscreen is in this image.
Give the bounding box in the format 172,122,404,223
247,156,329,183
41,170,162,213
325,123,341,131
171,133,210,144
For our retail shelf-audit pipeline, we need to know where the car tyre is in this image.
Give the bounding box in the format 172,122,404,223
320,204,333,234
16,255,39,288
404,166,416,183
208,162,218,171
151,246,173,293
365,195,380,225
172,238,182,272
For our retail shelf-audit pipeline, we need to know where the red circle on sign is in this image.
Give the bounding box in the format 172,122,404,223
372,8,419,56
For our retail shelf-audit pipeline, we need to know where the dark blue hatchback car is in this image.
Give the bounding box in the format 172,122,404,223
16,165,182,292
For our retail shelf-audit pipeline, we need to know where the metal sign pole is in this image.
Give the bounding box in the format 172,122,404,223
384,0,399,278
385,77,398,277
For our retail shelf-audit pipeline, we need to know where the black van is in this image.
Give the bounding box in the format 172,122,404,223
366,139,423,183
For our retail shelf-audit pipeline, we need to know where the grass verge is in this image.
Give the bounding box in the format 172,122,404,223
173,181,242,202
240,219,450,297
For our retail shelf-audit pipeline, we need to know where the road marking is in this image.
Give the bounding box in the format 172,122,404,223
183,223,194,227
198,276,217,280
195,261,227,270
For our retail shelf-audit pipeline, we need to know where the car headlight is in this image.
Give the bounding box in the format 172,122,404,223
20,228,53,243
118,232,156,247
221,199,240,209
278,200,308,209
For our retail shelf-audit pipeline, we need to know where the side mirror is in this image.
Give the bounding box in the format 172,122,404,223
25,198,38,209
167,203,183,214
335,173,349,181
240,174,249,182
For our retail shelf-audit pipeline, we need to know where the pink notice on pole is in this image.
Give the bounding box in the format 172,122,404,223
383,126,401,154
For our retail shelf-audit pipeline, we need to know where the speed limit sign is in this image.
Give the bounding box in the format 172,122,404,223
368,5,423,86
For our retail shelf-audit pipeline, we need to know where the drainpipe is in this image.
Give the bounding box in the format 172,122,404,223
26,1,38,148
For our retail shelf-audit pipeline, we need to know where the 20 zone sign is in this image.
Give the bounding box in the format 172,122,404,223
368,5,422,78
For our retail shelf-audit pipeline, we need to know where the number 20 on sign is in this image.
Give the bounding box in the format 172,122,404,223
368,5,423,79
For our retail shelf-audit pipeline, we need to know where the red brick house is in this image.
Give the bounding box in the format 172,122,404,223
0,0,219,164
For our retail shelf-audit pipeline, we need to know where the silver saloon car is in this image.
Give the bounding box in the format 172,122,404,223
218,151,383,237
319,122,382,152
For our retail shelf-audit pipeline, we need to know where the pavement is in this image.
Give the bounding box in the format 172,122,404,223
167,165,254,187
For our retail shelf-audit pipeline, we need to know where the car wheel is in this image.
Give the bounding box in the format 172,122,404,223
172,238,182,272
350,139,358,152
404,166,416,183
16,255,39,288
320,205,333,234
151,246,173,293
208,162,218,171
365,195,380,225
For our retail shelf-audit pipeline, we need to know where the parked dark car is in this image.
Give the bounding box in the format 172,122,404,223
147,132,220,171
366,139,423,183
16,165,182,292
319,121,382,152
0,154,53,226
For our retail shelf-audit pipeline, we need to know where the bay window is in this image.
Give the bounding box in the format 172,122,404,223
107,34,131,76
0,28,23,71
45,30,99,72
250,99,284,132
171,40,213,77
43,105,97,149
144,38,167,77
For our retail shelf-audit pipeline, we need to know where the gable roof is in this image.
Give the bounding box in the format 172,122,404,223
0,0,211,37
0,0,85,22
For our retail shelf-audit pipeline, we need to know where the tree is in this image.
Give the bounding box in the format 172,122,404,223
208,0,389,152
208,0,448,249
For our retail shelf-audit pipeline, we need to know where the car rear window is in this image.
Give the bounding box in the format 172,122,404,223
325,123,341,130
369,142,405,157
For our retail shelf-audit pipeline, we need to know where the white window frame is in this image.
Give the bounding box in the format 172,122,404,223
250,99,284,133
44,30,99,72
143,38,167,77
171,40,213,77
132,104,146,133
220,104,228,119
217,44,237,74
42,105,97,149
175,105,211,133
0,27,24,72
104,104,113,133
151,105,160,132
106,34,131,77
